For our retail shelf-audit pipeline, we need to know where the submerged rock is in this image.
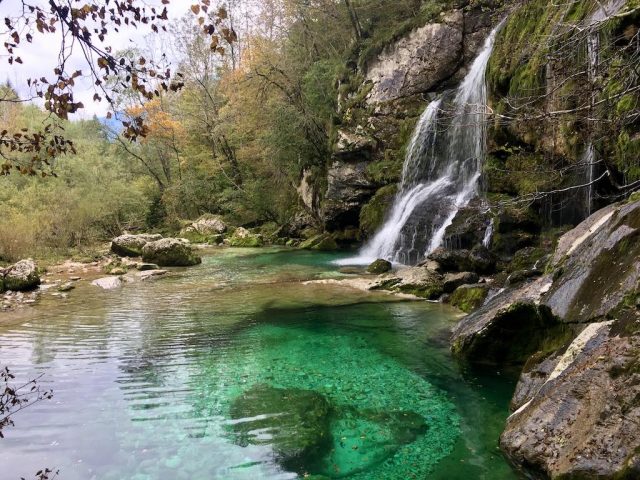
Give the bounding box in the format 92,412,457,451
367,258,392,274
228,385,332,472
228,227,264,248
3,259,40,291
141,238,202,267
111,234,163,257
91,277,123,290
501,321,640,479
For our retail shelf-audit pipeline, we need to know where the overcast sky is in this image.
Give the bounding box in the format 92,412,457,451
1,0,196,118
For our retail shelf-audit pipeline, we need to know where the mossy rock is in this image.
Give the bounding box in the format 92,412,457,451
506,247,549,273
299,234,339,251
3,259,41,291
141,239,202,267
228,385,332,472
0,275,5,293
359,185,397,237
449,285,489,314
228,227,264,248
367,259,392,274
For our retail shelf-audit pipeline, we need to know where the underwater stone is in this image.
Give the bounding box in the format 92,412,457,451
228,384,332,472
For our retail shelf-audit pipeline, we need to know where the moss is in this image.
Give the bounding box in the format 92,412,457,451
359,185,397,237
229,234,264,248
449,285,489,313
299,234,338,251
397,282,444,300
367,259,392,274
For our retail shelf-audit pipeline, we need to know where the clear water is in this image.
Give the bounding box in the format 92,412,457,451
1,249,520,479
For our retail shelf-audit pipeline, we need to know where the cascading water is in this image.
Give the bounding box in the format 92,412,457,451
339,22,503,266
579,0,625,217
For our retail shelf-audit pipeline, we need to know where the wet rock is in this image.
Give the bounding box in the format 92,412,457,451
58,282,75,292
228,385,332,472
505,268,543,287
442,203,490,250
448,284,489,313
428,245,495,274
299,233,338,252
451,277,573,365
137,263,159,271
322,158,378,231
137,269,168,281
543,200,640,323
367,259,392,274
3,259,41,291
501,321,640,479
111,234,163,257
141,238,202,267
91,277,123,290
228,227,264,248
443,272,479,293
365,11,464,103
371,267,444,300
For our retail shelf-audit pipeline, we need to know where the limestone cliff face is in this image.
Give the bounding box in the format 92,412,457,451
313,2,497,234
364,11,464,104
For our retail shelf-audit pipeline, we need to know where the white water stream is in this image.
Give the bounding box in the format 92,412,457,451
339,22,503,265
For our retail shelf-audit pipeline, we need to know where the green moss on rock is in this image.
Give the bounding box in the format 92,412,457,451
449,285,489,314
299,234,339,251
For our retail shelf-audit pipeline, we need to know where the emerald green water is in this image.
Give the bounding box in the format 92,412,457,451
0,249,520,479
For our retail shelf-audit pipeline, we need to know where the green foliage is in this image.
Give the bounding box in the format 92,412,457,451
0,110,150,263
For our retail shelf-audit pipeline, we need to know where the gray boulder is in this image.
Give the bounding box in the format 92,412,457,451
451,277,573,365
543,200,640,323
91,277,123,290
501,321,640,479
141,238,202,267
111,234,163,257
3,259,40,291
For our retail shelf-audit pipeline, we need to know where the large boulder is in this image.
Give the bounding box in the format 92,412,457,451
365,11,464,104
228,227,264,248
501,321,640,479
111,234,163,257
3,259,40,291
141,238,202,267
428,245,496,274
180,214,227,242
543,200,640,323
451,277,573,365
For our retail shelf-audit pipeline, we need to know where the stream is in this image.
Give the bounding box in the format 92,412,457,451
1,249,520,479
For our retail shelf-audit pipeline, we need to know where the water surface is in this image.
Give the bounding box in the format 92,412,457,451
1,249,519,479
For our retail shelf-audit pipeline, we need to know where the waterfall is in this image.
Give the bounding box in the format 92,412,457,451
338,22,503,266
579,0,625,217
482,218,494,248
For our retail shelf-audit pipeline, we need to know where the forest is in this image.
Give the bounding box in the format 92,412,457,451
1,1,640,479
